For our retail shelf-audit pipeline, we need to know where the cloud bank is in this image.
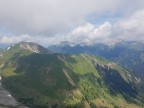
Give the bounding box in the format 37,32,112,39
0,0,144,44
67,22,112,44
0,34,32,43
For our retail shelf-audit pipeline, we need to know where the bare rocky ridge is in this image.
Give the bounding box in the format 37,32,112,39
20,42,52,54
0,77,27,108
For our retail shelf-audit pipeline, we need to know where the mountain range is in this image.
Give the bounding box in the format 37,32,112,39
48,41,144,78
0,41,144,108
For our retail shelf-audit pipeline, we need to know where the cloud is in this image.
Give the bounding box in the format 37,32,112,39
64,9,144,44
0,34,32,43
0,0,144,44
67,22,112,44
115,9,144,41
0,0,140,35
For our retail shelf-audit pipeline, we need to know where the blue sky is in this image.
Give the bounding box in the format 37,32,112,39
0,0,144,45
86,12,122,25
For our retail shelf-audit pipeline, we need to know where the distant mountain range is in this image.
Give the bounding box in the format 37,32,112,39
48,41,144,79
0,42,144,108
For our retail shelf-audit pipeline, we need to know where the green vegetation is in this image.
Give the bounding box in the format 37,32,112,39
0,42,144,108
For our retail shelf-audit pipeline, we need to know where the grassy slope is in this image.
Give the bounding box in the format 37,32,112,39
0,45,143,108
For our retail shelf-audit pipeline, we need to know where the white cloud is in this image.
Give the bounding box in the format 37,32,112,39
0,34,32,43
0,0,144,44
67,22,112,44
61,8,144,44
0,0,141,35
115,9,144,41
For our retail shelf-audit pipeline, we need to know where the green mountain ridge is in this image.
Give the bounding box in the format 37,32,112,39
48,41,144,86
0,42,144,108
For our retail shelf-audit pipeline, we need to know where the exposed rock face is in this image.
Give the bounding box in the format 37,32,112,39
0,77,27,108
0,85,18,107
20,42,52,54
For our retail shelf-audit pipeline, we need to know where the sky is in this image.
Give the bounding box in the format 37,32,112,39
0,0,144,45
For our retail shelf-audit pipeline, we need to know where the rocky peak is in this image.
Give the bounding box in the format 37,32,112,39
20,42,52,54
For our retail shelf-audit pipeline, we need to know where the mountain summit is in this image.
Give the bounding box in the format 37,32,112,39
19,42,52,54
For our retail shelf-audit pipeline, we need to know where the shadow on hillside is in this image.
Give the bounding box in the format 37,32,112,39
2,52,140,107
2,53,80,107
95,63,138,102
